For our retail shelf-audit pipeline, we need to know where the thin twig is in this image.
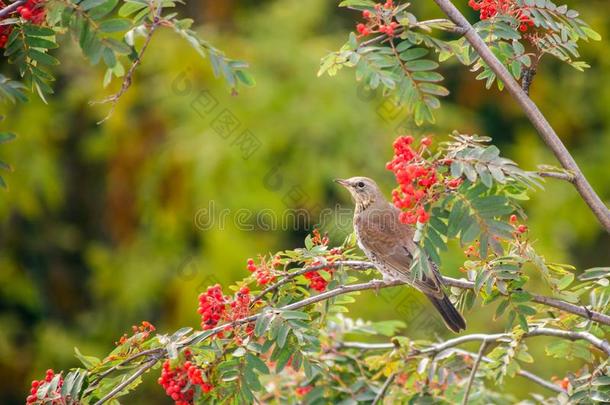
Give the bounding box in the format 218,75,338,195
88,347,164,390
340,327,610,356
442,275,610,326
432,0,610,233
93,357,160,405
91,1,164,124
538,171,575,182
517,369,564,393
0,0,26,19
359,18,465,48
451,348,565,394
461,341,488,405
372,372,395,405
526,327,610,356
251,260,372,304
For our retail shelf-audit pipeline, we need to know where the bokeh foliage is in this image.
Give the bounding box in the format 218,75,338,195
0,0,609,402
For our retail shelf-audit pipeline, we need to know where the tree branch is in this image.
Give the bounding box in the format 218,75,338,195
372,372,395,405
431,0,610,233
253,260,610,326
442,275,610,326
0,0,26,19
341,326,610,356
91,1,163,124
93,356,160,405
87,347,164,391
461,341,488,405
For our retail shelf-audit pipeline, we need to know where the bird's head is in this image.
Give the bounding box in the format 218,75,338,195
334,177,383,210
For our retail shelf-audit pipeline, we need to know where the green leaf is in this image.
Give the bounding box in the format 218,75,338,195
517,304,536,315
245,353,270,375
404,59,439,71
80,0,109,11
22,25,55,37
275,345,293,373
254,312,272,337
24,35,58,49
399,48,428,61
461,221,480,244
0,132,16,144
281,310,310,320
98,18,132,33
118,1,148,17
277,323,290,348
582,26,602,41
579,267,610,281
28,49,59,66
74,347,101,369
556,273,574,290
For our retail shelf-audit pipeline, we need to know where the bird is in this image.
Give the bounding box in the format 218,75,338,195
335,176,466,333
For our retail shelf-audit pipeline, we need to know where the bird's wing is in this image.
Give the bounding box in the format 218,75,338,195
359,205,444,298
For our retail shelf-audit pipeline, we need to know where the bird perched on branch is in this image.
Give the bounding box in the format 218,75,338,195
335,176,466,333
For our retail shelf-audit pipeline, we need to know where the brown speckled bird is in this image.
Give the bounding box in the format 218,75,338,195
335,176,466,333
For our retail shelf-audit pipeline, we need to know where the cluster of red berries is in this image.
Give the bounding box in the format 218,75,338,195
0,0,47,48
116,320,156,346
304,263,332,292
387,136,457,225
158,354,213,405
0,1,11,48
303,230,341,292
229,286,251,321
17,0,46,23
246,257,276,285
198,284,227,330
26,369,63,404
198,284,253,337
468,0,534,32
295,386,313,396
356,0,399,38
509,214,528,234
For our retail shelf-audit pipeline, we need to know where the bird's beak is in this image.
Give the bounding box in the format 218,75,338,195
334,178,350,187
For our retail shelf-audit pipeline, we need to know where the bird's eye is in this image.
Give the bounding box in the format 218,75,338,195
357,181,365,188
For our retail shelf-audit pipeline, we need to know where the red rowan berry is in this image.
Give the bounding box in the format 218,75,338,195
296,386,313,396
19,7,32,19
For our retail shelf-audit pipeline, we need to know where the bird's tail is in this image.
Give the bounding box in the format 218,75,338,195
426,293,466,333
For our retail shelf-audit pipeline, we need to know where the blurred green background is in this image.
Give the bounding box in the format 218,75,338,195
1,0,609,403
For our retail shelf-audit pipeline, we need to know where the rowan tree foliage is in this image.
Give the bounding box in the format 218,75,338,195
6,0,610,404
0,0,252,187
